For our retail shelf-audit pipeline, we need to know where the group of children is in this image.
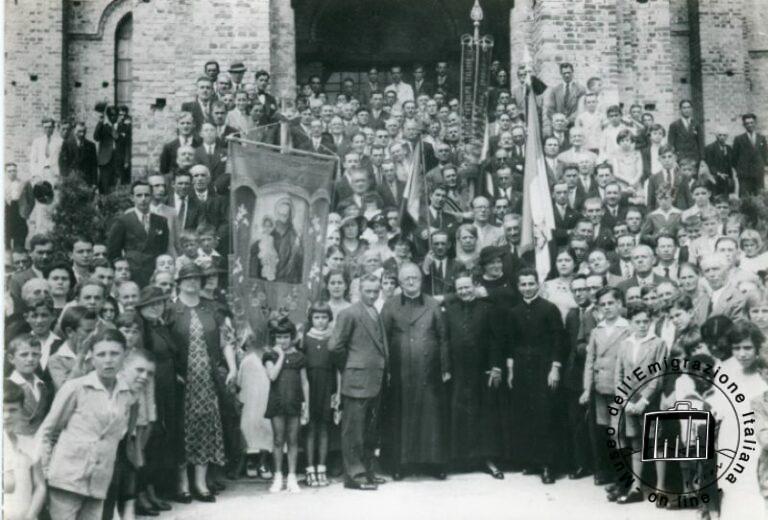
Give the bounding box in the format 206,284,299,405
582,286,768,519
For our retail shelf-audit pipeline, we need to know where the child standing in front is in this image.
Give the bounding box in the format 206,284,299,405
6,333,52,438
263,317,310,493
581,287,630,487
303,302,340,487
3,379,47,520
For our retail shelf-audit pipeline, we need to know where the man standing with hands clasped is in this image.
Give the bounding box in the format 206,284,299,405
505,268,567,484
380,263,449,481
329,275,389,491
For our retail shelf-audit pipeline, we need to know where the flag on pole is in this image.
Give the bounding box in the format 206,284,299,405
400,140,425,231
519,77,556,281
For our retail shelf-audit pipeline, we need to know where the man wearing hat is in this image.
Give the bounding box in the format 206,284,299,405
703,126,738,197
228,61,247,92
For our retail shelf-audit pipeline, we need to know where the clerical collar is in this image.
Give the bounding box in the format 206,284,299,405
400,293,424,305
523,295,538,305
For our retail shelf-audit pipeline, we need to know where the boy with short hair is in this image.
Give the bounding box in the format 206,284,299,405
175,231,199,271
3,379,48,520
195,224,225,270
6,333,52,437
23,295,60,370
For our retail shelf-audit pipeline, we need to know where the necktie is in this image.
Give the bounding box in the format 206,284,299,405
665,169,671,186
564,82,570,104
45,136,51,158
178,197,187,229
664,267,670,279
142,212,150,233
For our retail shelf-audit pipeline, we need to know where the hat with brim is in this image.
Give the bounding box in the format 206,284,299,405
366,212,391,231
135,286,170,308
339,215,367,234
176,263,206,281
228,61,246,73
479,245,505,267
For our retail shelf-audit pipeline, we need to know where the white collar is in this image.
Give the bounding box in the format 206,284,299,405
9,370,43,389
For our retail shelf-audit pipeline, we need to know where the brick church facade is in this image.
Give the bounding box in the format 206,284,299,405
4,0,767,176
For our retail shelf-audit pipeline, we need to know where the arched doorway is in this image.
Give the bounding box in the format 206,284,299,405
294,0,509,99
114,13,133,107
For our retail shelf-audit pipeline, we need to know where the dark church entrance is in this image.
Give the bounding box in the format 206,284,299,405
294,0,509,101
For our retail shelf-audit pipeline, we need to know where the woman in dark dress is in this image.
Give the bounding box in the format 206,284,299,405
169,264,237,503
136,286,177,512
445,271,506,478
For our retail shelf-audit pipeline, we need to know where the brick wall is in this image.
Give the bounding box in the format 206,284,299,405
65,0,132,137
744,0,768,132
4,0,64,172
695,0,750,140
129,0,272,175
669,0,692,115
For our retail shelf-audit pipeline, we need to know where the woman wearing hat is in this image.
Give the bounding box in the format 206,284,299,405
339,215,369,278
366,213,395,262
135,287,177,513
169,264,236,503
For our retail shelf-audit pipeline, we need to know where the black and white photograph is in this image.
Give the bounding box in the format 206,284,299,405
3,0,768,519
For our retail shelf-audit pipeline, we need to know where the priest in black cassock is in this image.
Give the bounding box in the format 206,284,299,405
444,272,506,478
505,267,567,484
381,263,450,480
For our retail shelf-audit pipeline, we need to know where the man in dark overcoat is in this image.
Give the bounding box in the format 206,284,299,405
505,267,567,484
444,272,505,478
380,263,450,480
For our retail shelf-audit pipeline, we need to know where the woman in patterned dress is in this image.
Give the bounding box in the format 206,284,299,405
169,264,237,503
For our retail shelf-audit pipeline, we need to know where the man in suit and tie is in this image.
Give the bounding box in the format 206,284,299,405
58,122,98,186
486,166,523,214
210,101,239,141
583,198,615,251
434,61,456,99
297,119,336,155
545,113,571,152
601,182,628,229
500,214,529,283
508,126,527,177
552,181,580,244
732,113,768,196
193,123,228,181
253,70,279,123
421,230,457,301
159,113,202,175
414,184,459,258
543,136,564,188
8,234,53,310
616,244,670,294
544,63,586,133
412,65,433,98
93,106,121,194
702,253,746,321
290,106,313,148
647,144,693,210
181,76,215,134
368,92,389,130
337,169,379,213
169,171,205,234
377,161,404,208
667,99,704,165
148,174,178,257
574,157,599,209
106,181,170,288
703,127,738,197
329,275,388,490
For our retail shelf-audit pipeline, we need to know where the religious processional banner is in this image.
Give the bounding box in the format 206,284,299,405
459,34,494,144
229,138,337,345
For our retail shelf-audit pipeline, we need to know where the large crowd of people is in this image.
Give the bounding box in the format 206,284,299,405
4,56,768,520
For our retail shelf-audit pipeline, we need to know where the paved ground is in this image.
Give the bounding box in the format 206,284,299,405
150,472,702,520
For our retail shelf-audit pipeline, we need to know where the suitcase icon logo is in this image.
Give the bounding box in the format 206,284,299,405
640,401,715,462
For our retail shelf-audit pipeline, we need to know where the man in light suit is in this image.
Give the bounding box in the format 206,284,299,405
732,113,768,196
29,117,63,181
106,181,170,288
148,174,178,257
329,276,389,490
544,63,586,132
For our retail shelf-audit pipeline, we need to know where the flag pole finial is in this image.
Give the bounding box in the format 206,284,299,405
471,0,483,42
